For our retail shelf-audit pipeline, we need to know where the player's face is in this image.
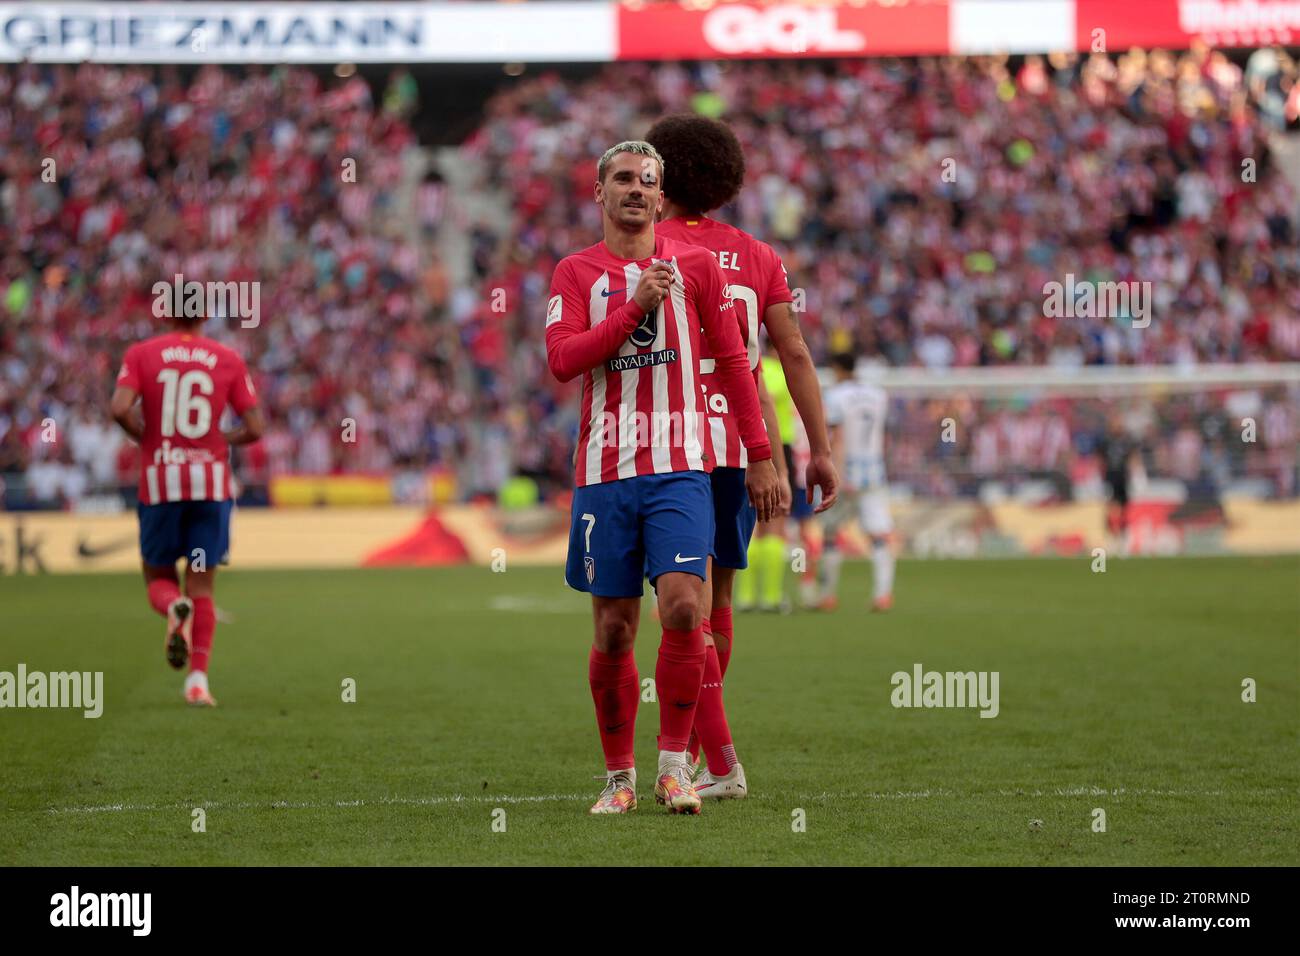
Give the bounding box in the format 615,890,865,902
596,153,663,230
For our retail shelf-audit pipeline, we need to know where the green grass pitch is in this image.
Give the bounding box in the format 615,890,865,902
1,556,1296,866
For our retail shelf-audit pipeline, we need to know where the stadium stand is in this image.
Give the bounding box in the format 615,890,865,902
1,48,1297,509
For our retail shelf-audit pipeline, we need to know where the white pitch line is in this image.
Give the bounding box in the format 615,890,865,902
40,793,590,815
31,785,1292,816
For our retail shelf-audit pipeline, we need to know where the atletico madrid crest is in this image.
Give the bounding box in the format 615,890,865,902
629,309,658,348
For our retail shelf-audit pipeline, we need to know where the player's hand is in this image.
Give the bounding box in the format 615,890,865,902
745,457,782,524
632,261,674,313
777,473,793,517
806,453,839,513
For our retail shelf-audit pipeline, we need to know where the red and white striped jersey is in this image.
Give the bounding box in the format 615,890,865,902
116,331,258,505
546,234,770,487
656,216,793,468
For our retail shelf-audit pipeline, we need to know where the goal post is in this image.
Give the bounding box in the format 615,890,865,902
817,363,1300,558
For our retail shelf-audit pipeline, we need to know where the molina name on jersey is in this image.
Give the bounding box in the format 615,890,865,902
116,331,258,504
656,216,793,469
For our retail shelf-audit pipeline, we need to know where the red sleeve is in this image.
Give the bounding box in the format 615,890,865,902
765,245,794,307
115,345,141,391
227,351,258,415
697,255,771,462
545,259,644,383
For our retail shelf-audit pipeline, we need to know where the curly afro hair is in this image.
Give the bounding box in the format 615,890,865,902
644,114,746,215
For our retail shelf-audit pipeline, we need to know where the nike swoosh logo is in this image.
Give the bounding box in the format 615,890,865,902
604,722,627,733
674,554,701,563
601,288,626,297
673,700,695,709
76,536,135,560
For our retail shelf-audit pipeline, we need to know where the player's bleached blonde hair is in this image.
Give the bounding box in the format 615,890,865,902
597,140,665,185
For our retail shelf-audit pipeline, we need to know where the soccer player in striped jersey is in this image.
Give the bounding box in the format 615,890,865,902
646,115,838,800
547,140,781,815
111,312,264,706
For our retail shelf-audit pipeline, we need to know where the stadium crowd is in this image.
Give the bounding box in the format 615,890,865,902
1,47,1297,508
0,62,476,507
459,46,1300,499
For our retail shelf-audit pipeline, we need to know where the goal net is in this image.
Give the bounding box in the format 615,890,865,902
839,363,1300,558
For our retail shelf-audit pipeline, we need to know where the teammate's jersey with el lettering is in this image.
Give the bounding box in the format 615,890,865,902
825,380,888,490
116,331,258,505
547,234,766,487
656,216,792,468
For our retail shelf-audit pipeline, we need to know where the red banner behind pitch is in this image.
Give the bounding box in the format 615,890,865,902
617,1,952,61
1075,0,1300,51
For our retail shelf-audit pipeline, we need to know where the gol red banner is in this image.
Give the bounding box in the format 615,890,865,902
616,1,951,61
